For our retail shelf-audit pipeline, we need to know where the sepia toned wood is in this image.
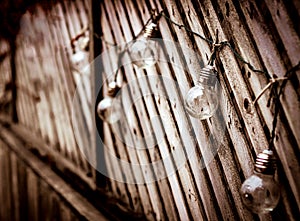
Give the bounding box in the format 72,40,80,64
0,0,299,220
10,0,96,187
98,0,300,220
0,124,108,221
26,168,39,221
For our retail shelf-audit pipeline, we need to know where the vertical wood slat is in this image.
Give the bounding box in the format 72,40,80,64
0,140,11,221
99,13,148,214
26,168,39,221
10,152,20,221
0,40,11,115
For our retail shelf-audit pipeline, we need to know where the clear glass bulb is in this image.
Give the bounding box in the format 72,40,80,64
129,23,159,69
240,150,280,214
185,65,219,120
97,82,122,124
241,173,280,214
71,50,89,74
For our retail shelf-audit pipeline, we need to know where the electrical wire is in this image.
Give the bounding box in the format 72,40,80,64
99,8,300,149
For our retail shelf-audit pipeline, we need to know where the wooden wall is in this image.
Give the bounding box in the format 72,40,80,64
0,123,107,221
97,0,300,220
0,0,97,188
0,0,299,221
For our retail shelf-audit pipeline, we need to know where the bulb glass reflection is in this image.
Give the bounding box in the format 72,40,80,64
185,65,219,120
241,173,280,214
240,150,280,214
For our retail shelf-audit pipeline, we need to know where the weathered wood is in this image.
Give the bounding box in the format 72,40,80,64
98,0,300,220
0,125,108,221
27,168,39,221
0,0,299,220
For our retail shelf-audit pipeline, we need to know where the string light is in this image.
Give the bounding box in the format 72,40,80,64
98,10,300,214
240,149,280,214
70,28,90,74
128,11,161,69
240,62,300,213
184,65,219,119
97,81,122,124
184,35,221,120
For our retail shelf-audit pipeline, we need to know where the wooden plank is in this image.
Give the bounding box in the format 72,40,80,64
264,0,300,68
26,168,39,221
75,0,89,29
10,151,20,221
103,123,133,208
0,115,96,189
0,125,108,221
0,139,13,221
14,41,37,133
0,140,7,220
38,179,53,221
16,152,28,219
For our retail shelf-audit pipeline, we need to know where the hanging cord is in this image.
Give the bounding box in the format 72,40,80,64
113,49,127,82
269,62,300,150
99,8,271,76
161,12,213,44
249,62,300,150
159,10,269,76
207,29,226,66
99,8,300,115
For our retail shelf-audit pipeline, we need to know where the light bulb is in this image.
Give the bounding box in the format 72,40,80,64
129,23,159,69
71,50,88,72
185,65,219,120
240,150,280,214
97,81,122,124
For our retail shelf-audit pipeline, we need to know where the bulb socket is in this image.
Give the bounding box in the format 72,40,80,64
254,149,277,175
198,65,217,86
107,81,121,97
144,22,157,38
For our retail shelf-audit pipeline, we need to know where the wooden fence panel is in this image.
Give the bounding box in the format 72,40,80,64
97,0,300,220
0,125,107,221
0,0,299,220
0,0,96,188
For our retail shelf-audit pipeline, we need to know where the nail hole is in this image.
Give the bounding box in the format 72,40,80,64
244,98,253,113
